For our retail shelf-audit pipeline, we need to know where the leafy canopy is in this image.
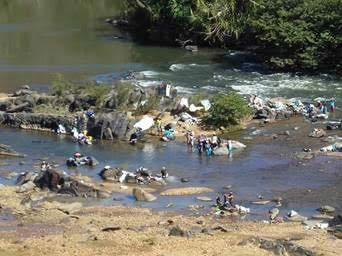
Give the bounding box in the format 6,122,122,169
205,92,251,127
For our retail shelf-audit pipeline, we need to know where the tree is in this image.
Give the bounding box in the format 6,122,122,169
205,92,251,127
250,0,342,72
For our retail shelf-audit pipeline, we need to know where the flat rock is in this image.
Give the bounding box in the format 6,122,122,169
16,181,36,193
296,152,315,160
252,200,271,205
161,187,213,196
57,202,83,214
311,214,334,220
132,187,157,202
196,196,212,202
303,220,329,229
319,205,335,214
287,214,307,222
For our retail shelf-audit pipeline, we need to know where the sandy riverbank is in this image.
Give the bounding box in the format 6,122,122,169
0,186,341,256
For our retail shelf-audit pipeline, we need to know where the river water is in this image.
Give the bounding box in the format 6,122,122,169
0,0,341,218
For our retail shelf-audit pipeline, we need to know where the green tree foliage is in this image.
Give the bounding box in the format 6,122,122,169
251,0,342,72
123,0,342,73
193,0,257,41
205,92,251,127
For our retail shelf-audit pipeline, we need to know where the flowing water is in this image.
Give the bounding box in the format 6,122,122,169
0,0,341,218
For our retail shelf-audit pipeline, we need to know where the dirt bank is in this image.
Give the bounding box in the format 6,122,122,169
0,186,341,256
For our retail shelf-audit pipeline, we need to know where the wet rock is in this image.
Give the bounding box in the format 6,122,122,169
0,144,24,157
180,178,189,183
319,205,335,214
169,226,191,237
132,187,157,202
99,167,123,182
87,111,134,140
252,200,271,205
286,210,307,222
295,152,315,160
161,187,213,196
196,197,212,202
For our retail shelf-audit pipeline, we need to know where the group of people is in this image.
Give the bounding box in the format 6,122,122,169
186,131,224,156
72,128,93,145
101,165,169,185
304,98,337,118
216,192,235,209
66,152,97,167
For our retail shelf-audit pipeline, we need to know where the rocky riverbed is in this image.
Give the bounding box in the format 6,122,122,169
0,185,342,256
1,83,342,255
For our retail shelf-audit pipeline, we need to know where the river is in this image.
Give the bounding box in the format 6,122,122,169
0,0,341,101
0,0,341,218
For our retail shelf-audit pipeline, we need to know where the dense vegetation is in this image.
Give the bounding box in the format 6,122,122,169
121,0,342,73
204,92,251,128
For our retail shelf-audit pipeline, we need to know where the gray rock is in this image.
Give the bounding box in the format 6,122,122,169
311,214,334,221
196,196,212,202
319,205,335,214
99,168,123,182
169,226,191,237
181,178,189,183
16,181,37,193
240,237,317,256
303,220,328,229
287,214,307,222
269,208,279,220
57,202,83,214
132,187,157,202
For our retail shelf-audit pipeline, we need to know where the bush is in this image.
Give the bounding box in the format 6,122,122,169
204,92,251,127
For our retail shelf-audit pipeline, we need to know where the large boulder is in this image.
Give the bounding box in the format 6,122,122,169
0,112,76,132
87,111,134,140
16,181,37,193
319,205,335,214
132,187,157,202
99,168,123,182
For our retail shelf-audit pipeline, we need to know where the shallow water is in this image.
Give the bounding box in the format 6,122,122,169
0,0,341,220
1,117,341,218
